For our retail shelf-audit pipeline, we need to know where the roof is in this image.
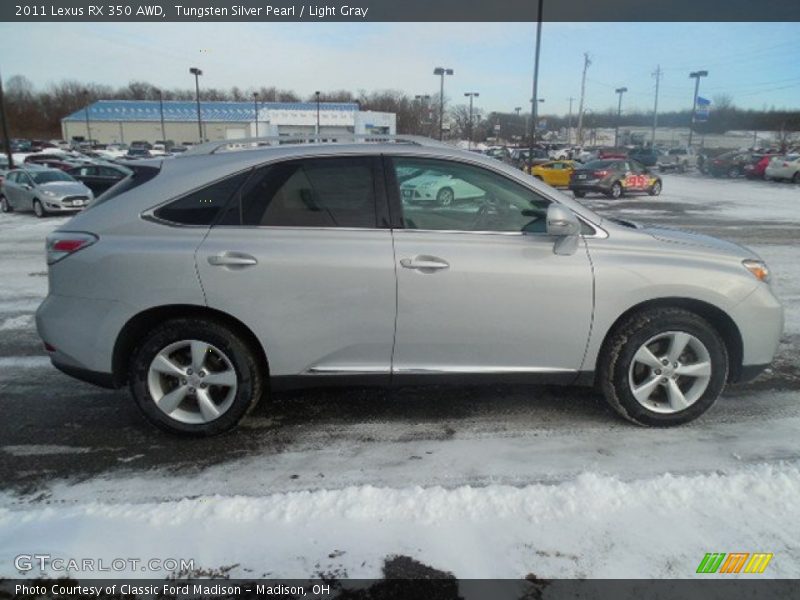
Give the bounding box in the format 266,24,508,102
62,100,360,123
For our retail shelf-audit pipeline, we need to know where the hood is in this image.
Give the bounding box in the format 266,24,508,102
642,225,757,259
38,181,92,196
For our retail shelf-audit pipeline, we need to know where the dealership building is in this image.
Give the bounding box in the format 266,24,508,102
61,100,396,144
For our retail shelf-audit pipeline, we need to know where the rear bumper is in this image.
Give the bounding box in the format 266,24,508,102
51,359,117,389
569,181,611,194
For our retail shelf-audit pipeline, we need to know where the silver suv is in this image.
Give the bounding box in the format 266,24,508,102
35,136,783,435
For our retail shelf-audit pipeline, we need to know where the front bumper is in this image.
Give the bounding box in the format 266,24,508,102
729,282,784,379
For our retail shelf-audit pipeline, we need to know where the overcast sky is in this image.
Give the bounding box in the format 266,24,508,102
1,22,798,115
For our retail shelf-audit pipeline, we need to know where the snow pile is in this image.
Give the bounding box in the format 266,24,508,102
2,463,798,579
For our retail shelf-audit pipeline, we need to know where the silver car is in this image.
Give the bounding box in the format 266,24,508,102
35,136,784,435
0,168,94,217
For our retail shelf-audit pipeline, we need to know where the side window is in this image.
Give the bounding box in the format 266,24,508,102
6,172,17,183
79,167,94,177
391,157,551,234
153,171,250,226
238,157,377,228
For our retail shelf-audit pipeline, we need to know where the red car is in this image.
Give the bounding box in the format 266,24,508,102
744,154,779,179
24,155,81,171
597,147,629,159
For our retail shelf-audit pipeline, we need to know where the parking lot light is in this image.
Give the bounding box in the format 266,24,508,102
464,92,479,150
688,70,709,148
0,70,13,168
614,87,628,148
82,89,92,145
315,91,321,136
433,67,454,141
189,67,203,143
157,89,166,144
253,92,259,137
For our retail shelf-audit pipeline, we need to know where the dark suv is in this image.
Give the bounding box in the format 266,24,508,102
569,159,662,199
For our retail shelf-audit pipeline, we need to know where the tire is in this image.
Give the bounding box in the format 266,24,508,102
534,175,544,181
572,190,585,198
598,308,728,427
436,187,454,206
678,162,686,173
727,166,741,178
606,182,623,199
792,172,799,184
33,199,46,218
648,181,662,196
128,318,264,436
0,195,11,213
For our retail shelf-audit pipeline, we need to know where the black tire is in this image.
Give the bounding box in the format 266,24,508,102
436,187,454,206
572,190,585,198
129,318,264,436
33,199,46,218
727,166,741,178
598,307,728,427
0,195,11,213
648,181,662,196
606,182,623,199
678,162,686,173
792,172,799,184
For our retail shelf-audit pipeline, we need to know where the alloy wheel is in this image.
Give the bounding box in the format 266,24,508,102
627,331,712,414
146,339,238,424
437,188,454,206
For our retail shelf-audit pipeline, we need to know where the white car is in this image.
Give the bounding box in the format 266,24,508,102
764,154,800,183
399,168,485,206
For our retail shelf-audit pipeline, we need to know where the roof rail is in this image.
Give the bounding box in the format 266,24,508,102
180,134,446,156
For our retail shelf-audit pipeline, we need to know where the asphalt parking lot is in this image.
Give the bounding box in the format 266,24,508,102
0,172,798,501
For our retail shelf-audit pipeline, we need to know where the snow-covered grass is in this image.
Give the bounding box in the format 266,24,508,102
1,463,798,580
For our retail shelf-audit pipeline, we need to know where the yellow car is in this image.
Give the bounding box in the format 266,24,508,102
530,161,576,187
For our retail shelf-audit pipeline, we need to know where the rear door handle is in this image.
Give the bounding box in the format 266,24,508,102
400,256,450,271
208,252,258,267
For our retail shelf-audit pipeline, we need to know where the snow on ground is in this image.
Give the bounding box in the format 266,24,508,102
0,175,798,580
2,463,799,580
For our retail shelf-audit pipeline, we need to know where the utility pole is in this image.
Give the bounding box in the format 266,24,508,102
528,0,544,173
82,90,92,144
0,70,13,168
464,92,479,150
567,96,574,145
315,91,321,136
614,87,628,147
157,89,166,143
189,67,203,142
576,53,591,147
415,94,431,136
687,70,708,148
651,65,662,147
253,92,259,137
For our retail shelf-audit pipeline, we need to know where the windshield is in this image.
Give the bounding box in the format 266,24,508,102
31,170,75,184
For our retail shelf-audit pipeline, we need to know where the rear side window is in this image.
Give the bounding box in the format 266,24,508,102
236,157,377,228
154,170,250,225
89,164,162,209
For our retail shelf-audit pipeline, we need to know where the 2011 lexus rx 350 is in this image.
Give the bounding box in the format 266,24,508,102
36,137,783,435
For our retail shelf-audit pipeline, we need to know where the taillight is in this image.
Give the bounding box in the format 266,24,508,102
593,170,609,177
46,232,98,265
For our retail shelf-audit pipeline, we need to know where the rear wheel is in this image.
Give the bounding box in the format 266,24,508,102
0,195,11,213
573,190,585,198
727,166,741,178
33,199,46,218
607,182,623,199
599,308,728,426
792,172,799,184
129,318,264,435
436,187,454,206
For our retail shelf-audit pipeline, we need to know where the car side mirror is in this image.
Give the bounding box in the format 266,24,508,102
546,204,580,237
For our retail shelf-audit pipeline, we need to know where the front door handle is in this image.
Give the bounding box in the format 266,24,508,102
208,252,258,267
400,256,450,271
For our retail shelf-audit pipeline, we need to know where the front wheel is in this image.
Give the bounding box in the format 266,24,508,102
33,199,46,218
728,166,741,178
436,187,454,206
572,190,585,198
129,318,264,435
599,308,728,426
792,172,800,184
0,195,11,213
648,181,662,196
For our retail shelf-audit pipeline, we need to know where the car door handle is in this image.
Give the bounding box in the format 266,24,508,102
400,256,450,270
208,252,258,267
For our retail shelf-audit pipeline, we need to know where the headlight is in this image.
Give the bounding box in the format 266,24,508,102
42,189,57,197
742,259,770,283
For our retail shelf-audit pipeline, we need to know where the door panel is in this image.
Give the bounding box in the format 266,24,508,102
387,155,593,374
197,229,396,376
392,231,593,372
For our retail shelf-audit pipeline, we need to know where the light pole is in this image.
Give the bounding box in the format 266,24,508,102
253,92,259,137
614,87,628,147
433,67,454,141
567,96,574,145
189,67,203,142
315,91,321,136
82,90,91,144
688,70,708,148
528,0,544,172
464,92,479,150
0,70,12,168
415,94,431,136
157,89,166,143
